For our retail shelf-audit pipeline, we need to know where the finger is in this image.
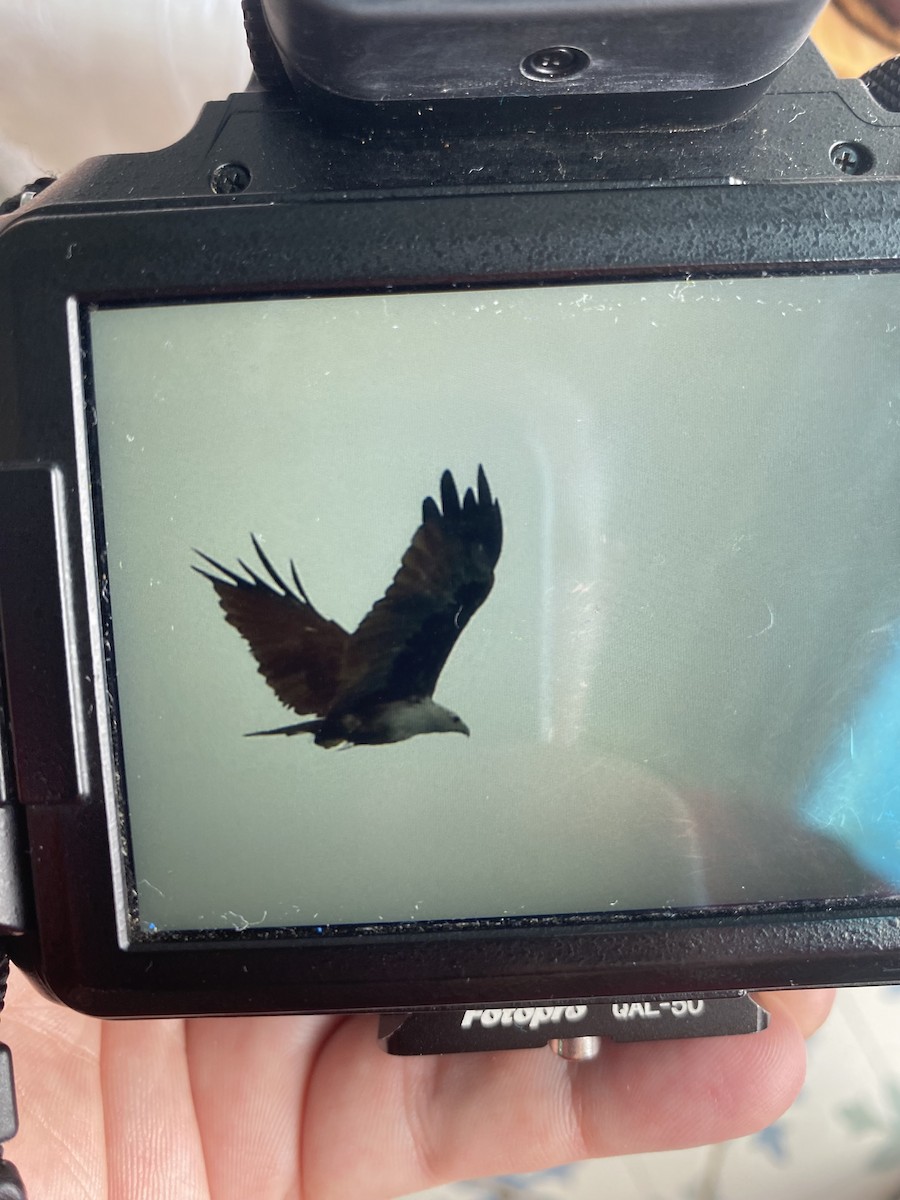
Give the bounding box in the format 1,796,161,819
184,1013,341,1200
1,968,107,1200
100,1017,210,1200
756,988,836,1037
302,994,814,1200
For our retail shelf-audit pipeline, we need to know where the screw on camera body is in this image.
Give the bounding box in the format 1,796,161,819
209,163,253,194
520,46,590,81
829,141,873,175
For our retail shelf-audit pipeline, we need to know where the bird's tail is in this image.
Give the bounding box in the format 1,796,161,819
245,720,324,738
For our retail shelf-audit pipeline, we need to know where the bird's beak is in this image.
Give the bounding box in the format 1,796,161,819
458,721,470,737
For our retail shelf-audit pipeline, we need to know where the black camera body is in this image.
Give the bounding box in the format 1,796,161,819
3,0,900,1055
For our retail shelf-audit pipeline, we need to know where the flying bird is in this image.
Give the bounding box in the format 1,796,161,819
194,468,502,748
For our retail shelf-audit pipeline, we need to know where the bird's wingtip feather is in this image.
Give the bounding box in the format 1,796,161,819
237,557,269,589
440,469,461,518
250,534,295,597
191,563,221,585
290,559,310,604
477,463,491,503
193,549,244,586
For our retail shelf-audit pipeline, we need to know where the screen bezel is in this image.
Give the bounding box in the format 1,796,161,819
3,180,900,1016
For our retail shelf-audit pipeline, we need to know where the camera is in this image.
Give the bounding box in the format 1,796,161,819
2,0,900,1060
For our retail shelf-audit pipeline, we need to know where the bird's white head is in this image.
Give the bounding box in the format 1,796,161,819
377,697,471,742
431,702,470,737
408,698,470,738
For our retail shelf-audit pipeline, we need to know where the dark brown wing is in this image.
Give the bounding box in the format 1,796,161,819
335,467,502,712
194,536,350,717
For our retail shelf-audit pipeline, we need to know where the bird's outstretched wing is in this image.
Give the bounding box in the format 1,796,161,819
194,536,350,717
336,467,502,712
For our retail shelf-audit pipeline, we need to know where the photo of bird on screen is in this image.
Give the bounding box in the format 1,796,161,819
194,467,502,748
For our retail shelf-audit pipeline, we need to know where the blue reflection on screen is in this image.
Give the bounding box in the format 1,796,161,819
801,634,900,887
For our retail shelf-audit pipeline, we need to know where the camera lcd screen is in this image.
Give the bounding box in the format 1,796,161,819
87,273,900,936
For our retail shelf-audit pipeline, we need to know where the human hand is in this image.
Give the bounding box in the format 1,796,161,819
0,968,833,1200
